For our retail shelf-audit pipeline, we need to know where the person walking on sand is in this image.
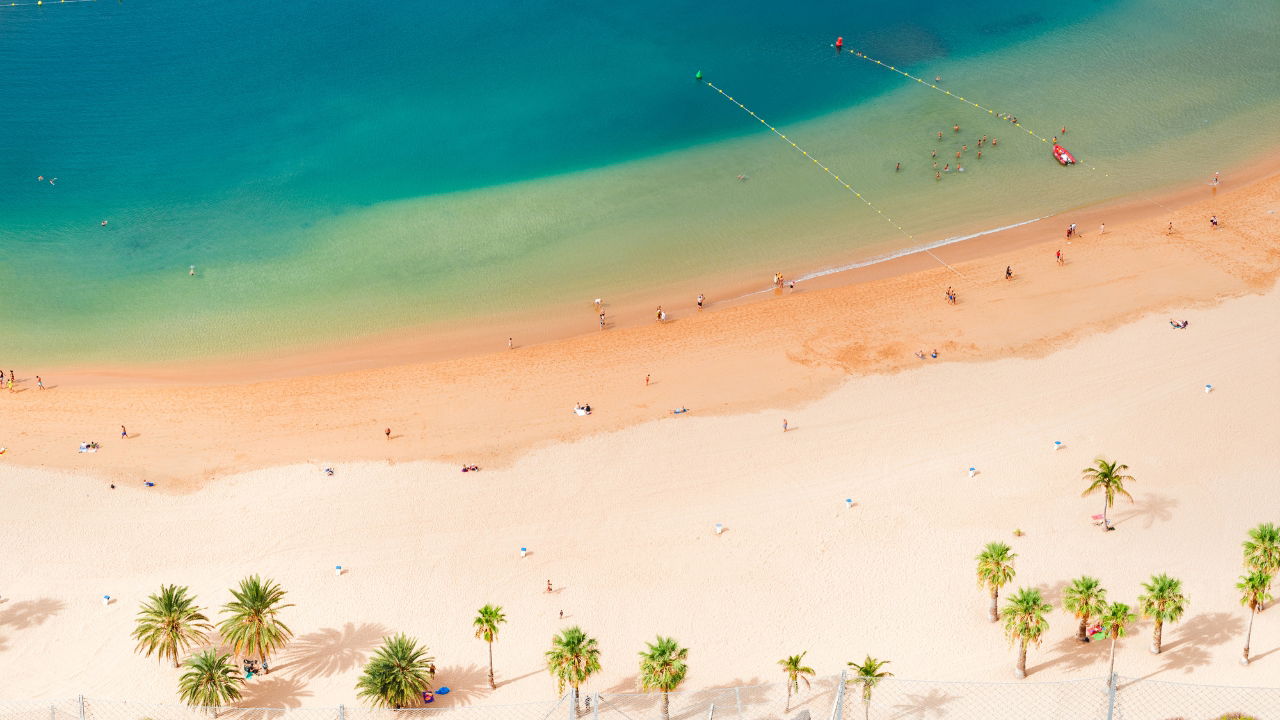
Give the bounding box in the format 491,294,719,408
121,425,128,439
36,376,44,390
1056,249,1064,266
697,293,704,310
1005,265,1014,280
782,418,789,432
1099,223,1105,235
385,427,391,440
546,580,553,593
645,374,650,387
1210,215,1220,229
599,312,606,329
1167,221,1174,235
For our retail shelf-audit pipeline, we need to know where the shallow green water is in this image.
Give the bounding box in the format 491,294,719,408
2,0,1278,365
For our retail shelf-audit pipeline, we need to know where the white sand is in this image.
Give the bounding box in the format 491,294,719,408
2,285,1276,708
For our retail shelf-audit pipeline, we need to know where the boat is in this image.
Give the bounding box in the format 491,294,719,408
1052,144,1076,165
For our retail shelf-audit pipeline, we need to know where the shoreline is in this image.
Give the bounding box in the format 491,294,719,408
37,152,1280,388
2,162,1279,484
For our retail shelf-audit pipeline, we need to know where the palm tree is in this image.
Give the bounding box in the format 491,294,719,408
1081,457,1135,530
1000,588,1052,679
546,626,601,712
778,652,815,712
976,542,1017,623
177,649,242,716
1062,576,1108,643
356,633,436,708
1097,602,1136,681
131,584,213,668
217,575,294,672
847,656,892,720
1244,523,1280,609
1237,570,1274,665
473,604,507,689
1139,574,1188,654
638,636,689,720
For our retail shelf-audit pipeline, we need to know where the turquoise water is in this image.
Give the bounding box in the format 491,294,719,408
3,0,1279,365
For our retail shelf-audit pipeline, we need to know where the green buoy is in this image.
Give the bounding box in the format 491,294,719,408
695,70,703,81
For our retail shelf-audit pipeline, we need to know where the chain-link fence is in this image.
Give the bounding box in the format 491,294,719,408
2,675,1277,720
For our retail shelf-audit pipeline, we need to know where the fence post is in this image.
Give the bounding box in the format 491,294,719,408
568,688,577,720
831,671,846,720
77,695,85,720
734,687,742,719
339,705,345,720
1105,673,1117,720
591,692,599,720
707,703,715,720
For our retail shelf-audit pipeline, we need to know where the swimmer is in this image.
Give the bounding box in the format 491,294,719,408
957,165,965,172
895,162,901,172
100,220,108,227
1052,136,1058,143
935,172,941,181
931,150,937,158
962,145,967,153
937,131,943,140
934,75,941,83
976,151,982,159
737,174,749,182
932,161,938,169
953,124,960,133
49,178,57,186
943,163,950,172
955,151,961,159
36,175,44,182
1061,126,1067,135
189,265,196,276
991,138,998,146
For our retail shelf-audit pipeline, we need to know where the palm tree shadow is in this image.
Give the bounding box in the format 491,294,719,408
1034,579,1070,607
1161,612,1243,652
236,673,313,709
433,663,489,707
1031,635,1108,675
603,675,638,694
278,622,387,680
1113,493,1178,528
887,688,958,719
0,598,65,629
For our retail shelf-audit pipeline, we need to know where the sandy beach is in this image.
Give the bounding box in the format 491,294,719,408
2,170,1280,708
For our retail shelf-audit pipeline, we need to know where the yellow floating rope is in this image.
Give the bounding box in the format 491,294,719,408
704,79,963,276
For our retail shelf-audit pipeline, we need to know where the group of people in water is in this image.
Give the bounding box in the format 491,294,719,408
924,127,998,180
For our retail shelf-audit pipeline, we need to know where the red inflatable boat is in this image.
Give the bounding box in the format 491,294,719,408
1052,144,1076,165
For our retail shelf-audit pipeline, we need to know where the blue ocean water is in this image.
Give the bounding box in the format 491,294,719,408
2,0,1277,365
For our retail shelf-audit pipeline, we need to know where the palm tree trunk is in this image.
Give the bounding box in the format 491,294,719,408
1107,637,1117,679
1150,620,1163,654
488,641,496,689
1015,639,1027,679
662,691,670,720
1102,498,1110,529
1076,617,1088,642
989,587,999,622
863,697,871,720
1241,608,1256,665
785,683,791,713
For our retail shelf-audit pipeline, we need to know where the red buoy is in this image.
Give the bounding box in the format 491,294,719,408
835,36,844,52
